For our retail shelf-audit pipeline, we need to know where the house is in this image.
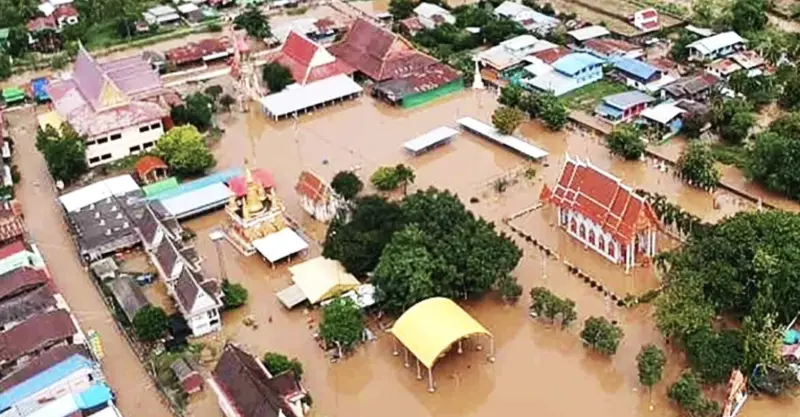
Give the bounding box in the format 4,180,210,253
630,8,659,32
687,31,745,61
532,46,571,65
730,50,766,77
0,267,56,331
135,155,169,184
267,31,354,86
45,48,168,167
372,62,463,107
526,53,604,96
171,357,204,394
143,5,181,26
646,56,681,78
639,101,686,139
209,343,309,417
662,73,720,100
165,39,232,67
398,16,425,36
295,171,343,223
0,241,46,276
493,1,559,35
177,3,204,23
477,35,558,84
413,3,455,29
539,155,662,272
0,345,100,412
107,275,149,324
613,57,676,92
0,309,83,372
52,5,79,28
271,18,341,44
0,201,26,245
567,25,611,43
594,90,655,124
706,58,742,80
328,18,462,105
582,38,643,61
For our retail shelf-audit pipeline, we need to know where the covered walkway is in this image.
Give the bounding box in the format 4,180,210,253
390,297,494,392
457,117,549,160
260,75,363,120
147,168,242,219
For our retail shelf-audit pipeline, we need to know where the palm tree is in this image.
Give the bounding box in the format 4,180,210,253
394,164,416,195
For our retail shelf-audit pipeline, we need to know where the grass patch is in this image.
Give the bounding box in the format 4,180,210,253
710,142,748,169
559,80,628,112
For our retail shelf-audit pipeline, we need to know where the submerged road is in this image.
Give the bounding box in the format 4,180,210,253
7,107,173,417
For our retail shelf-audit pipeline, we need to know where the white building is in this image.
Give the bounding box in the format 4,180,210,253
295,170,343,223
413,3,456,29
687,31,745,61
494,1,559,34
143,5,181,25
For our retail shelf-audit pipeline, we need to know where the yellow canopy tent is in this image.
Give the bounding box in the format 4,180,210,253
37,111,63,132
289,257,360,304
390,297,494,392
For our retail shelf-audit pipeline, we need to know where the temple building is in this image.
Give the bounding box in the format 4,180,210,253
539,155,661,272
221,167,287,252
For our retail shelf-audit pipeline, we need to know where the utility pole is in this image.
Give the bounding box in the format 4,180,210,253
209,230,227,282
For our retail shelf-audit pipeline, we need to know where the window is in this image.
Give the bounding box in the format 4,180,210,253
209,309,219,318
96,137,108,144
86,139,96,146
129,145,141,153
139,125,150,133
209,319,220,326
89,157,100,164
101,153,112,160
150,122,161,130
143,142,154,149
110,133,122,141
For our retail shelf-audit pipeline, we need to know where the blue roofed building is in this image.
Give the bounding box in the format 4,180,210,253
526,53,604,96
612,57,676,93
594,91,656,124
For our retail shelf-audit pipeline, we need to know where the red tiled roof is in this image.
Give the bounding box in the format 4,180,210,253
399,16,424,32
533,47,571,65
0,309,77,363
135,155,168,178
295,171,327,203
53,5,79,19
0,345,91,393
641,20,659,30
227,169,275,197
0,204,26,245
540,157,660,245
0,267,49,302
270,32,354,85
166,39,231,65
327,18,431,81
27,16,57,32
583,38,640,56
0,241,28,260
640,9,658,19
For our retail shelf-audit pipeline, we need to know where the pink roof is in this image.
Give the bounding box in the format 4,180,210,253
27,16,57,32
640,9,658,19
641,20,660,30
53,5,79,19
0,241,28,260
540,157,660,244
271,32,354,85
533,47,571,65
227,169,275,197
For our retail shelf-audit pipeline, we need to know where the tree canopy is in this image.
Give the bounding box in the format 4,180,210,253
677,141,720,190
370,164,415,194
667,373,720,417
606,124,644,160
580,316,624,356
221,280,248,310
262,62,294,93
331,171,363,200
0,53,11,80
319,297,364,352
388,0,416,20
747,113,800,200
234,5,272,39
262,352,303,379
171,93,215,131
35,124,88,185
133,305,168,342
492,106,524,135
637,344,667,391
529,287,577,327
154,125,215,178
730,0,767,34
712,99,754,145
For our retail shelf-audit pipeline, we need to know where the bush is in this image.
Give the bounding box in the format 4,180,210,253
606,124,644,160
319,297,364,352
668,373,720,417
154,125,216,178
262,62,294,93
222,280,248,309
262,352,303,379
677,141,720,189
495,274,522,304
35,124,87,185
492,106,524,135
171,93,215,131
529,287,577,327
370,164,415,193
331,171,363,200
580,316,623,355
133,305,168,342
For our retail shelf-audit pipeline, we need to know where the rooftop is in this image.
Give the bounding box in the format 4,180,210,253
134,155,168,179
0,349,95,410
640,102,686,125
373,62,461,101
663,73,720,98
0,284,57,329
687,31,745,55
601,90,656,110
567,25,610,42
0,267,49,302
165,39,232,65
613,57,660,81
107,276,149,323
583,38,641,57
268,31,354,85
0,345,91,396
295,170,331,204
552,53,603,76
0,309,77,363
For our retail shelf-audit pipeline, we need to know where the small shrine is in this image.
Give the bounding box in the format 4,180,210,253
223,166,287,255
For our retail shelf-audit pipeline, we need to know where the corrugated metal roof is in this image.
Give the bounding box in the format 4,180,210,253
0,354,96,409
553,53,603,76
613,57,659,80
260,75,363,118
567,26,610,42
159,182,233,218
687,31,744,55
602,90,656,109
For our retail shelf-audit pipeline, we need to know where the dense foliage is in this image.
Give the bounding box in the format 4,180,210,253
234,5,272,39
729,72,775,109
154,125,215,178
637,344,667,392
370,164,415,194
677,141,720,190
606,124,645,160
529,287,577,327
499,86,568,131
133,305,168,342
746,113,800,200
262,62,295,93
263,352,304,379
221,280,248,309
492,106,524,135
331,171,363,200
35,124,88,185
171,93,216,131
680,111,709,139
730,0,767,34
581,317,623,356
712,99,754,145
667,373,720,417
319,297,364,352
0,53,11,80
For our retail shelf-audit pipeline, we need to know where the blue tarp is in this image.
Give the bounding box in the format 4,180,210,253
31,78,49,102
0,354,97,410
146,167,242,201
552,53,603,76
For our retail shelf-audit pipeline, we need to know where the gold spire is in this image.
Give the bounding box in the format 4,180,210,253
244,163,264,215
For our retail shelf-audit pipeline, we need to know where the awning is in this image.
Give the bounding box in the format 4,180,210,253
276,284,307,308
260,74,363,119
457,117,548,160
289,257,359,304
252,228,308,263
391,297,492,368
159,182,232,218
403,126,459,154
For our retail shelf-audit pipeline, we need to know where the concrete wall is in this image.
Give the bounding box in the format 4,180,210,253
86,120,164,167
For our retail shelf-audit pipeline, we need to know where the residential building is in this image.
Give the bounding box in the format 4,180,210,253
413,3,455,29
45,48,168,167
477,34,558,85
0,267,57,331
177,3,204,23
0,309,83,372
629,8,659,32
267,31,354,86
165,39,233,68
271,18,341,44
612,57,676,92
639,101,687,139
730,50,766,77
493,1,559,35
539,155,662,272
662,73,720,100
295,171,343,223
0,201,26,245
687,31,745,61
594,90,656,124
209,343,309,417
706,58,742,80
398,16,426,36
107,275,150,324
582,38,643,61
526,53,604,96
171,357,204,394
0,241,46,276
372,62,463,107
143,5,181,26
567,25,611,43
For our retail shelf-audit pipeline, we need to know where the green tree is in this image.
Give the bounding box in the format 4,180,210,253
670,31,699,62
262,62,294,93
713,99,754,145
482,18,525,45
606,124,644,160
492,106,524,135
171,92,215,131
677,141,720,189
452,4,492,28
370,164,415,193
262,352,303,379
372,225,438,314
323,195,405,276
668,373,720,417
234,5,272,39
685,328,745,383
219,94,236,112
319,297,364,352
394,164,415,195
132,305,168,342
388,0,416,20
498,85,524,108
35,124,88,185
637,344,667,402
729,72,775,109
580,316,623,355
204,85,223,100
538,92,568,131
331,171,363,200
681,111,709,139
495,274,522,304
529,287,577,327
221,280,248,309
779,71,800,110
730,0,767,34
154,125,215,178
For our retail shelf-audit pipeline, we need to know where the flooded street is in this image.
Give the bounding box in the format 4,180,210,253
6,78,799,417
